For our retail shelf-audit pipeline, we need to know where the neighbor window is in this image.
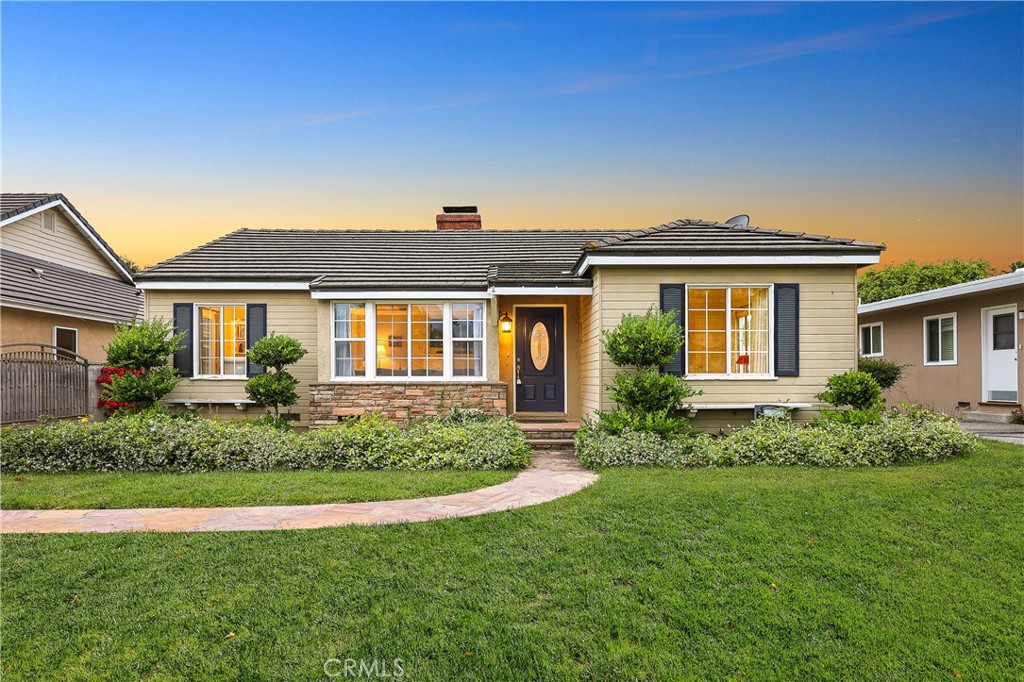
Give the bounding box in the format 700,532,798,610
687,286,770,376
53,326,77,358
924,313,956,365
197,305,247,376
859,322,884,357
332,302,485,379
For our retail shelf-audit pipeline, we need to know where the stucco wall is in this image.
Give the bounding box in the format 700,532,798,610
859,287,1024,415
0,305,116,362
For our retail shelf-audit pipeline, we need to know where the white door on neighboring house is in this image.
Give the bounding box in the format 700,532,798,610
983,305,1018,403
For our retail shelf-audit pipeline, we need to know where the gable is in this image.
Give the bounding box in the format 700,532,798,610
1,207,122,279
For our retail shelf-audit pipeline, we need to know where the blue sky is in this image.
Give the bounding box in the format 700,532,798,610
2,2,1022,266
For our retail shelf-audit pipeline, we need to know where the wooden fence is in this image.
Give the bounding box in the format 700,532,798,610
1,344,90,424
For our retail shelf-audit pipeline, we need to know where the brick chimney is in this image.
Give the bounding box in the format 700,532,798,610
436,205,481,231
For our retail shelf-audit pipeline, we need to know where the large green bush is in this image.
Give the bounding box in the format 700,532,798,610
602,307,685,369
576,407,978,469
0,411,530,473
608,368,698,414
101,319,186,410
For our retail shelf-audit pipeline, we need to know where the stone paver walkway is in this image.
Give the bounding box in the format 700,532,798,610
961,420,1024,446
0,454,597,534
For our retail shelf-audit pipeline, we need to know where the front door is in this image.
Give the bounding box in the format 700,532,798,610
983,306,1018,403
515,307,565,413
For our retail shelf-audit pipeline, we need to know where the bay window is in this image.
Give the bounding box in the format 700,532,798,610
197,305,247,377
332,302,486,380
687,286,771,376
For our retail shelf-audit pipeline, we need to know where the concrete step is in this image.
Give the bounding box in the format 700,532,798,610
523,431,578,441
528,438,577,451
962,411,1013,424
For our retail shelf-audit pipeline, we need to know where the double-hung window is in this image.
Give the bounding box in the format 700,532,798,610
687,286,771,377
924,313,956,365
859,322,884,357
332,302,486,380
196,305,247,377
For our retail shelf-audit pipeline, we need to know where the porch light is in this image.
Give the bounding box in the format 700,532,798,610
499,311,513,333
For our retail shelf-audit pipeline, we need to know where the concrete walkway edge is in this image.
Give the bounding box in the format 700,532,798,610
0,456,598,534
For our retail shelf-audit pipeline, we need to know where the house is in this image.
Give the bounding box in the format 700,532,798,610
1,193,140,361
135,207,882,429
858,269,1023,420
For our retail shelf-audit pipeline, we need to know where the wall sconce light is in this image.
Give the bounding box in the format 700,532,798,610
499,311,513,333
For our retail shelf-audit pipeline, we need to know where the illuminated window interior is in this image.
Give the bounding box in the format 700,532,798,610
198,305,247,376
687,287,770,376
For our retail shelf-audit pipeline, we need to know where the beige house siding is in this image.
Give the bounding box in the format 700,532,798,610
147,290,320,425
578,269,603,416
858,287,1024,415
593,265,860,422
1,209,122,279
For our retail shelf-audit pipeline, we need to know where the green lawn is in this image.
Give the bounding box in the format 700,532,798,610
2,441,1022,680
0,470,517,509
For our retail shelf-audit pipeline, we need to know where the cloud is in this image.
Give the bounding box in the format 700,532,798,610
300,8,974,127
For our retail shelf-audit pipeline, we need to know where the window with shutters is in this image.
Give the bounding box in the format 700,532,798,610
195,305,247,377
686,285,772,377
923,313,956,366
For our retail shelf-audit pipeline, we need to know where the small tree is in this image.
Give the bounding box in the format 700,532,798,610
101,319,186,411
857,357,909,391
599,308,698,436
245,333,308,417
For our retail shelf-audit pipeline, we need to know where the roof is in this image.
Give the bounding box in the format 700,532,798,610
858,269,1024,315
1,249,143,322
137,219,883,290
0,193,135,283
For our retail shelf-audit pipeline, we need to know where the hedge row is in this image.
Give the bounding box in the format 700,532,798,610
576,409,979,469
0,413,531,473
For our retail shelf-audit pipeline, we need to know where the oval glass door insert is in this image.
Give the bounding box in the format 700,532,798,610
530,322,550,370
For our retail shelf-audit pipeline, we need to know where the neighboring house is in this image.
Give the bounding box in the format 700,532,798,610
0,193,140,360
858,269,1023,419
135,207,882,429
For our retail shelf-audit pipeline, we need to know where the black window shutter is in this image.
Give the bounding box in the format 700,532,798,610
246,304,268,376
172,303,193,378
660,284,685,376
774,284,800,377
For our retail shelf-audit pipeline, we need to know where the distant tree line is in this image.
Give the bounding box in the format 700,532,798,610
857,258,1023,304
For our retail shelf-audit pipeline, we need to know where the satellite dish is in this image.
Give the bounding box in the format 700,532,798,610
724,214,750,227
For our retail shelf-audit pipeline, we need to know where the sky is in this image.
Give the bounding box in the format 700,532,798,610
2,1,1022,269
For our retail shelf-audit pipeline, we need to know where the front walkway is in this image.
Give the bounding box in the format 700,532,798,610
0,453,597,534
960,420,1024,446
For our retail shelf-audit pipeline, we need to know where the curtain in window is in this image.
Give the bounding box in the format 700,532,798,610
687,287,769,375
334,303,366,377
198,306,246,377
452,303,484,377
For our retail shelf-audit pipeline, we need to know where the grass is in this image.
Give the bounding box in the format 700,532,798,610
0,470,517,509
2,441,1022,680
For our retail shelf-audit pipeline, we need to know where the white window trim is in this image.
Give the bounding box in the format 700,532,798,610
859,322,884,357
923,312,957,366
192,304,249,380
53,326,78,355
683,284,775,380
330,301,489,382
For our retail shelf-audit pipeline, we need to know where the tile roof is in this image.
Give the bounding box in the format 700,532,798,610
137,220,883,289
0,193,135,283
1,249,143,322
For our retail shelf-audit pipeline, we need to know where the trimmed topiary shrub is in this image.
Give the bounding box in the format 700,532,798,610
100,319,186,411
245,333,308,418
608,369,698,415
602,307,685,369
858,357,909,390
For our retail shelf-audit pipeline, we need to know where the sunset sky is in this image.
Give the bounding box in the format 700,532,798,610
3,2,1022,269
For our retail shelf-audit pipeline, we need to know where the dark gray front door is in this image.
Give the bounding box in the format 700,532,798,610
515,307,564,413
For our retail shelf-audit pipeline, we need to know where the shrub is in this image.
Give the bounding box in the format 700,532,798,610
608,369,698,414
857,357,909,390
101,319,185,411
818,370,884,411
575,407,978,469
602,307,684,369
1009,407,1024,425
0,411,530,473
245,334,308,417
592,409,691,440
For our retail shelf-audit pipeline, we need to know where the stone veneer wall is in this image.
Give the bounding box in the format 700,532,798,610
309,382,508,428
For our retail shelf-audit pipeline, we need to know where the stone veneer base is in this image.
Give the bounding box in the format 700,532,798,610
308,381,508,427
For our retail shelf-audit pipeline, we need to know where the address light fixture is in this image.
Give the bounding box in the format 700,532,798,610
499,311,513,333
